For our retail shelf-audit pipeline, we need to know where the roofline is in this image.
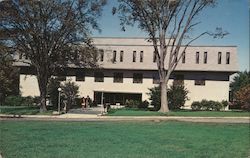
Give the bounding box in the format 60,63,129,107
93,44,237,48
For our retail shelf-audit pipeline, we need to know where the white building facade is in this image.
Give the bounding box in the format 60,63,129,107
17,37,238,107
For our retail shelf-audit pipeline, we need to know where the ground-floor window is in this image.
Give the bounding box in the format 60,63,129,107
133,73,143,83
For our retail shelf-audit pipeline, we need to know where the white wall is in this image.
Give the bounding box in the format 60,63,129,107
20,71,230,107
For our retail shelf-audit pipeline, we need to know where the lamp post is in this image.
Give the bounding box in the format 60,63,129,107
58,87,62,114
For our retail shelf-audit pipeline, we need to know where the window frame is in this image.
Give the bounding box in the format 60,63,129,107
133,73,143,84
120,51,124,62
196,52,199,64
226,52,230,64
113,73,123,83
133,51,136,62
218,52,222,64
204,52,207,64
94,72,104,82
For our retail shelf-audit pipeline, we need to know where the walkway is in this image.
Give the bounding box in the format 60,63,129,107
0,114,249,123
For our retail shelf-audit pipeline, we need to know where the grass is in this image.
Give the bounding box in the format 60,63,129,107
107,108,250,117
0,106,53,115
0,121,249,158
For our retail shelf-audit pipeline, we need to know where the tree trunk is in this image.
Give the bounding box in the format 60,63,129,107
159,81,169,113
37,69,48,112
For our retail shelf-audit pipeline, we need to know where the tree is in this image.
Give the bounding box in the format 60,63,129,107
234,85,250,111
148,84,189,111
61,80,79,112
113,0,227,112
0,0,106,112
230,71,250,100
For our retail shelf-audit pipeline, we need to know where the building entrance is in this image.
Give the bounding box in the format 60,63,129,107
94,91,142,105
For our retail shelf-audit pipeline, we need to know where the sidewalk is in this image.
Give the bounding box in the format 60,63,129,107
0,113,249,123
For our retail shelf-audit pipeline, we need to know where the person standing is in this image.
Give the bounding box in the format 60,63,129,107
86,95,90,108
81,97,86,110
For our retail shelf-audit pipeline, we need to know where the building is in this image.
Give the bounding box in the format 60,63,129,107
16,37,238,108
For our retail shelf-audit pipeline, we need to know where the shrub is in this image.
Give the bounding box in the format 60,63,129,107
138,100,149,109
191,101,202,111
168,84,189,110
22,96,35,106
148,84,189,111
4,95,24,106
90,100,98,107
61,80,79,111
125,99,140,108
147,86,161,111
192,100,223,111
221,100,228,109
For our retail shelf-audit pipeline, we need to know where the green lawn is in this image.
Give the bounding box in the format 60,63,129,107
0,106,53,115
107,108,250,117
0,121,249,158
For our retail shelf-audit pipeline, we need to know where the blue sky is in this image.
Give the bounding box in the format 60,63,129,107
93,0,249,71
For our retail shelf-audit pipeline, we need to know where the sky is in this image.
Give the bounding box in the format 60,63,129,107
93,0,249,71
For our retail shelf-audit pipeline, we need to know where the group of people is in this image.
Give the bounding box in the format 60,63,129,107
81,95,91,110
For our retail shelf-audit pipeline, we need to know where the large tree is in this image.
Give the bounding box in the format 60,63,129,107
0,0,106,112
114,0,227,112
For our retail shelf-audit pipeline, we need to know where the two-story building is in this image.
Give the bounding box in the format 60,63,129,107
16,37,238,108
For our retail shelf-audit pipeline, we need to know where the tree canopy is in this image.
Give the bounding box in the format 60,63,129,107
0,0,106,111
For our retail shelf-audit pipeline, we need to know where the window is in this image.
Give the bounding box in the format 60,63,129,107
218,52,222,64
226,52,230,64
204,52,207,64
113,51,117,62
57,76,66,81
182,52,185,64
120,51,124,62
140,51,143,62
196,52,199,64
94,72,104,82
99,49,104,62
153,51,157,63
133,73,143,83
195,79,205,86
174,52,178,63
133,51,136,62
114,73,123,83
76,71,85,81
173,75,184,85
153,74,160,84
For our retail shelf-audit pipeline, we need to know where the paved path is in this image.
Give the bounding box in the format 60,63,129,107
0,114,249,123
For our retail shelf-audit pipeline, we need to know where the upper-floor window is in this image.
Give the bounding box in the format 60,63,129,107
99,49,104,62
94,72,104,82
133,51,136,62
226,52,230,64
76,71,85,82
174,52,178,63
120,51,124,62
218,52,222,64
140,51,143,62
113,51,117,62
153,51,157,63
182,52,185,64
133,73,143,83
204,52,207,64
196,52,199,64
114,73,123,83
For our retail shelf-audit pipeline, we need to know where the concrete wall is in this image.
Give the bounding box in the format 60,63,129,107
20,71,230,107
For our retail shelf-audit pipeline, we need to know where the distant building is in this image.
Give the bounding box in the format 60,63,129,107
15,37,238,108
